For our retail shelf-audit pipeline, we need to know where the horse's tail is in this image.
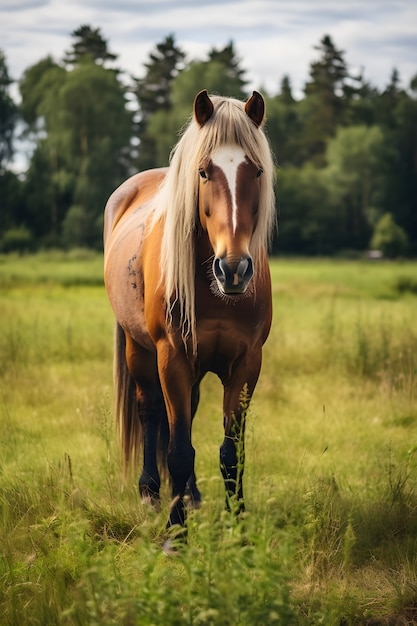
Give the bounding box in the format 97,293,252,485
114,322,141,473
113,322,169,478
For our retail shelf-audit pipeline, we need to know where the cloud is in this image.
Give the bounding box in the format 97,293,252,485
1,0,416,96
1,0,47,10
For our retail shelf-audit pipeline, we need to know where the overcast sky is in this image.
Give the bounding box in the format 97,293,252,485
1,0,416,100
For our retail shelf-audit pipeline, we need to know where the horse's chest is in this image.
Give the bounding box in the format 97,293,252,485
195,319,253,372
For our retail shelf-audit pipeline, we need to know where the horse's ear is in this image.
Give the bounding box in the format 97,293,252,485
194,89,214,127
245,91,265,128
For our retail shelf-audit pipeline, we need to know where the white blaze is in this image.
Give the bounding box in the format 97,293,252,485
211,145,246,234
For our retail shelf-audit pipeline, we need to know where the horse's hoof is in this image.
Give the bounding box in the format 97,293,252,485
141,495,161,511
162,538,179,557
185,496,202,511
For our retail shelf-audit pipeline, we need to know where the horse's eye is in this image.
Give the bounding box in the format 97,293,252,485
256,168,264,178
199,169,207,180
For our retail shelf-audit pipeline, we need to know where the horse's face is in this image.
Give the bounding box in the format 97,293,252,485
194,89,266,296
198,145,263,295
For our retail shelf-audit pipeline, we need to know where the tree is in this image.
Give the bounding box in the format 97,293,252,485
303,35,359,163
63,25,117,67
207,41,247,98
266,77,303,167
0,50,18,172
348,77,380,127
22,146,69,245
134,34,186,120
387,75,417,251
0,51,23,247
19,59,71,243
370,213,408,257
9,29,417,255
323,125,386,249
54,61,133,246
368,68,406,132
0,170,25,246
19,52,133,247
277,75,295,105
20,57,67,133
142,57,250,168
277,164,338,254
133,34,186,170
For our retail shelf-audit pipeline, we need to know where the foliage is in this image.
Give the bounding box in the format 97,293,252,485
0,226,33,252
1,28,417,254
276,165,333,254
134,38,248,170
19,56,67,129
0,50,18,171
322,125,386,250
133,34,186,171
370,212,409,258
134,34,186,121
303,35,360,163
63,24,118,68
207,40,248,97
265,83,304,167
0,170,24,238
143,59,250,166
16,49,133,248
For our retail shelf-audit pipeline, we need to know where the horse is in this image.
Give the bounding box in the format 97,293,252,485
103,89,276,546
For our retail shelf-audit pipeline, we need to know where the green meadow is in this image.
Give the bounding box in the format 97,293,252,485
1,251,417,625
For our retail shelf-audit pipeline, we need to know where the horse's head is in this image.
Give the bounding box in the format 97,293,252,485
194,90,266,296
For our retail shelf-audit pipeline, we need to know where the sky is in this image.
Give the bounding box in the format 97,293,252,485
1,0,417,102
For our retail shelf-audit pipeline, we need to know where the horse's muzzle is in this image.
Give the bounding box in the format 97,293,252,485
213,255,254,294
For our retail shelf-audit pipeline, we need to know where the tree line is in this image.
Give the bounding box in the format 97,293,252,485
1,27,416,256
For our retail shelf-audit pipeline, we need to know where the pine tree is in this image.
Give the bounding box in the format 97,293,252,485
64,25,117,67
133,34,186,170
207,41,247,97
134,34,186,121
278,75,295,106
303,35,359,163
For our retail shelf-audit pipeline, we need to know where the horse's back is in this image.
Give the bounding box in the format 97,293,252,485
103,168,168,250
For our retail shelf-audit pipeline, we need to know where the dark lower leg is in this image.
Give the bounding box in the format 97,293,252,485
139,461,160,506
185,384,202,508
138,407,162,506
220,431,245,514
185,470,201,509
167,440,195,530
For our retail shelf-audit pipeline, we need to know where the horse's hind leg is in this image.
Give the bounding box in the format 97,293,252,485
125,336,166,507
137,384,167,507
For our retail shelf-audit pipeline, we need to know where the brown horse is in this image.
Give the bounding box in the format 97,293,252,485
104,90,275,544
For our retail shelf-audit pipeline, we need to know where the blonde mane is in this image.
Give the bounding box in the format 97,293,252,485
149,94,276,351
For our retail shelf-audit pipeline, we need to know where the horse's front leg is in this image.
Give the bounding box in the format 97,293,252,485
157,341,195,533
185,383,202,509
220,355,262,514
220,401,247,514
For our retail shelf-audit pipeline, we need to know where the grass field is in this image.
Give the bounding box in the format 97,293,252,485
1,251,417,625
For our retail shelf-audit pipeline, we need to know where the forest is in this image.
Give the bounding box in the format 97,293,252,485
1,26,416,256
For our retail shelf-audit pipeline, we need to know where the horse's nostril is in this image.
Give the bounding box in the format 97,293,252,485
213,255,254,293
213,257,233,284
237,257,253,281
213,257,225,283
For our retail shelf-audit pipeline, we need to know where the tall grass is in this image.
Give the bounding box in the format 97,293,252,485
1,253,417,624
